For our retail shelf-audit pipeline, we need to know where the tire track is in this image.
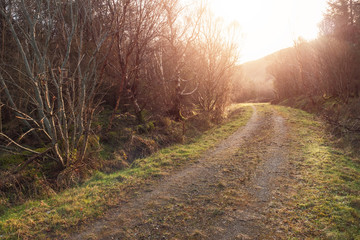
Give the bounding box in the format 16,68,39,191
71,105,290,240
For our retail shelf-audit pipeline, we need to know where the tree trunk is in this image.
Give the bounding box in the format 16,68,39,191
108,73,127,130
170,75,184,121
0,104,2,133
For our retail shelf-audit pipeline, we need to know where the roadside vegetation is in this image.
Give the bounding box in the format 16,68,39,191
0,105,253,239
273,105,360,239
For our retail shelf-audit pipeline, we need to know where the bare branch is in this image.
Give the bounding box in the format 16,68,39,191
181,82,199,96
0,132,40,154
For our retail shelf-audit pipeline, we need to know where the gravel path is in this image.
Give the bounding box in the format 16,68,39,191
71,105,290,240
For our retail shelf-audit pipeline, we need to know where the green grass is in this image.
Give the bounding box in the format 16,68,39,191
0,104,253,239
274,105,360,240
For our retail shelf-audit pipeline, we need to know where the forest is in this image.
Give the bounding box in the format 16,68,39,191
268,0,360,136
0,0,239,201
1,0,360,239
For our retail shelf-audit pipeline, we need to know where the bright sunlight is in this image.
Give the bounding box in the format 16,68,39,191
209,0,328,62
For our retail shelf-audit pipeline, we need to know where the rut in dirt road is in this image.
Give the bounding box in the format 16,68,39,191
211,111,289,240
71,105,290,240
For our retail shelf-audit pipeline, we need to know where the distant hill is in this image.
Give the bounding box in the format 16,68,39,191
231,47,295,102
232,52,277,102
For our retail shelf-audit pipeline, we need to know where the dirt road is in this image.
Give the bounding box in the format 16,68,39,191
72,105,292,239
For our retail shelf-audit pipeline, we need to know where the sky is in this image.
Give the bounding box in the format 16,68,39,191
208,0,328,63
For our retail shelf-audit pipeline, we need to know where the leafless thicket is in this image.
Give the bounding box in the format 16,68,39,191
0,0,239,172
268,0,360,134
270,0,360,103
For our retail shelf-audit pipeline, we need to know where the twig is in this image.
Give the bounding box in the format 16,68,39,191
17,128,36,142
0,132,40,154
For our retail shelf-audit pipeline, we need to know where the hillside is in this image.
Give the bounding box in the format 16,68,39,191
232,49,293,102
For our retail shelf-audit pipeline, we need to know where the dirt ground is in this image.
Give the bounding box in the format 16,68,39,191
71,105,295,240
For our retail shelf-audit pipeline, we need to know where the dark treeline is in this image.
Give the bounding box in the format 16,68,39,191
269,0,360,135
0,0,239,196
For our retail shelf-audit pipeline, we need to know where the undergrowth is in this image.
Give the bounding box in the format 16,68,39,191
278,95,360,155
0,104,253,239
0,104,240,210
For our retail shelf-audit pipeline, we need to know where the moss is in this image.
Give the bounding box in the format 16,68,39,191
0,147,48,170
0,154,26,170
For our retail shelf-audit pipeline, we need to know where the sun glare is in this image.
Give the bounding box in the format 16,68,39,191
209,0,328,63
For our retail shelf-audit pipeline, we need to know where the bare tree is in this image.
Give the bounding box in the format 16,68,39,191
267,49,300,100
194,12,239,119
315,37,358,102
107,0,166,126
151,0,204,120
0,0,110,168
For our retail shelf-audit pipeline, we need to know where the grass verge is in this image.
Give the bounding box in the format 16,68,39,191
274,105,360,239
0,104,253,239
